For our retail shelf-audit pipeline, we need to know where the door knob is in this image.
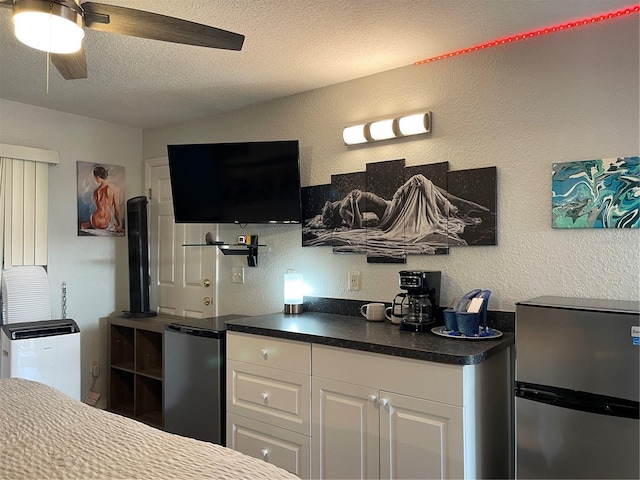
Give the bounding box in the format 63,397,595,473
261,449,269,458
202,278,211,287
203,296,211,305
368,394,378,403
260,348,268,359
260,392,269,402
380,398,389,407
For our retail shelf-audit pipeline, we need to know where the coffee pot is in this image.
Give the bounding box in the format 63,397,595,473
397,270,441,332
405,294,433,324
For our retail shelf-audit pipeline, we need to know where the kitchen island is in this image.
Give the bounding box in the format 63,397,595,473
225,312,514,479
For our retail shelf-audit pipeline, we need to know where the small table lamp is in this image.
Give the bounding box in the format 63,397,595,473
284,269,303,314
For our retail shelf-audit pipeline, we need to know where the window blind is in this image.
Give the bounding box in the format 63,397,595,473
0,144,57,269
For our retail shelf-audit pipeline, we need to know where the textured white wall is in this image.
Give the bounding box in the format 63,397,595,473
144,16,639,315
0,99,143,400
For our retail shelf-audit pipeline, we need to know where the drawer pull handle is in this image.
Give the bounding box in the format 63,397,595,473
380,398,389,407
261,449,269,458
260,348,268,359
368,394,377,403
260,392,269,402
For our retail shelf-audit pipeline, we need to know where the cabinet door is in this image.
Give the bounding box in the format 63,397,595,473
380,391,464,480
228,413,311,479
312,377,379,480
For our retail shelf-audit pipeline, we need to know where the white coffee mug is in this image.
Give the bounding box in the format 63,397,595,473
360,303,386,321
385,305,408,324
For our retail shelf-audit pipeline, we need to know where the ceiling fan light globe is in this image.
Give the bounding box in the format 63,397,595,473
13,10,85,54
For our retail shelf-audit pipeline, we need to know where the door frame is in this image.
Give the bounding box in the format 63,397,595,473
144,156,219,317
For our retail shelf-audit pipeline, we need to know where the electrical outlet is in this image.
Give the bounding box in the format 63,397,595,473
232,266,245,284
349,271,361,291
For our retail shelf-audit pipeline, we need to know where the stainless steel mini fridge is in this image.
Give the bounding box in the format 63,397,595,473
515,296,639,479
163,315,243,445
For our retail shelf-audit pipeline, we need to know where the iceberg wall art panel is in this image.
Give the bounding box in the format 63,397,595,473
552,157,639,229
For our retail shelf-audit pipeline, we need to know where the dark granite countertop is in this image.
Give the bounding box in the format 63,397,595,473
225,311,514,365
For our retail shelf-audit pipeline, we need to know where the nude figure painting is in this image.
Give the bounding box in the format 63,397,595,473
77,162,126,237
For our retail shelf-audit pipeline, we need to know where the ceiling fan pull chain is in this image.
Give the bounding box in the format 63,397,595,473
46,51,50,94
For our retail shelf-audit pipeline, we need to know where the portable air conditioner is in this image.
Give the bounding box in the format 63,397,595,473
1,319,81,400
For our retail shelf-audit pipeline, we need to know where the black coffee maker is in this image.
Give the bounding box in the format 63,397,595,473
398,270,441,332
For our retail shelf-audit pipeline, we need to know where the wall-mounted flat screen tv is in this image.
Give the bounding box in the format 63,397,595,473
167,140,302,224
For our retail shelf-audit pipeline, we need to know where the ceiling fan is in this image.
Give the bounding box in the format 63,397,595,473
0,0,245,80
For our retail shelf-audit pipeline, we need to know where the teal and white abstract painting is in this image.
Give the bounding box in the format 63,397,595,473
552,157,639,229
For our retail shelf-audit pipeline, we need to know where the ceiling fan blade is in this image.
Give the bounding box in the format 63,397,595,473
81,2,244,51
51,47,88,80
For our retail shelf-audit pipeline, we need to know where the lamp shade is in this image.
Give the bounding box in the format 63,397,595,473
368,118,396,141
398,113,430,136
13,1,85,54
343,124,368,145
284,270,303,314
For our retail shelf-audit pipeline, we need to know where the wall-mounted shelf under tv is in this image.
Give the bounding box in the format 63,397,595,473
183,235,264,267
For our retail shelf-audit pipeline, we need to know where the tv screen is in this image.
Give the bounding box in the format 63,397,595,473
167,140,302,224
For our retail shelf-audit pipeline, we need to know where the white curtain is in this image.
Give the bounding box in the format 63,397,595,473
0,153,52,269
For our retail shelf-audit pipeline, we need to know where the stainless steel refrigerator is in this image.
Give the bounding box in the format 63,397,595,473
515,296,639,479
163,314,243,445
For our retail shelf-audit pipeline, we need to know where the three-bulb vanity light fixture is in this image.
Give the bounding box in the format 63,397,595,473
343,111,431,146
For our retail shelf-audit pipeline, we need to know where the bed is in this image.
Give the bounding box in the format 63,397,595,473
0,378,298,479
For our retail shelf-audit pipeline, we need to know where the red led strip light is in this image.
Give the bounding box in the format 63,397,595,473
414,4,640,65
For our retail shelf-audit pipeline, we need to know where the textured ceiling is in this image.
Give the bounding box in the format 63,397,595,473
0,0,633,130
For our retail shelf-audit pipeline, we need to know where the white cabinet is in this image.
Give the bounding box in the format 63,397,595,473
312,377,380,479
312,345,467,480
227,331,512,480
379,391,464,480
312,344,512,479
226,332,312,479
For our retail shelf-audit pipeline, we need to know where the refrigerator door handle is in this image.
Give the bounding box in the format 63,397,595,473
605,402,640,419
516,382,640,420
516,384,560,403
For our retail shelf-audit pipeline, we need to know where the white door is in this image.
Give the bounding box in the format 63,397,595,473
147,159,216,318
312,377,380,480
379,391,464,480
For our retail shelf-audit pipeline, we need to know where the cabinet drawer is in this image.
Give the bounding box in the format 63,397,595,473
227,332,310,374
227,413,311,480
227,360,311,435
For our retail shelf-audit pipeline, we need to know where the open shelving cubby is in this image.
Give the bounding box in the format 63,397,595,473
107,316,170,429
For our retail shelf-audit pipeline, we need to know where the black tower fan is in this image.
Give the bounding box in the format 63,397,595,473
123,196,157,318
